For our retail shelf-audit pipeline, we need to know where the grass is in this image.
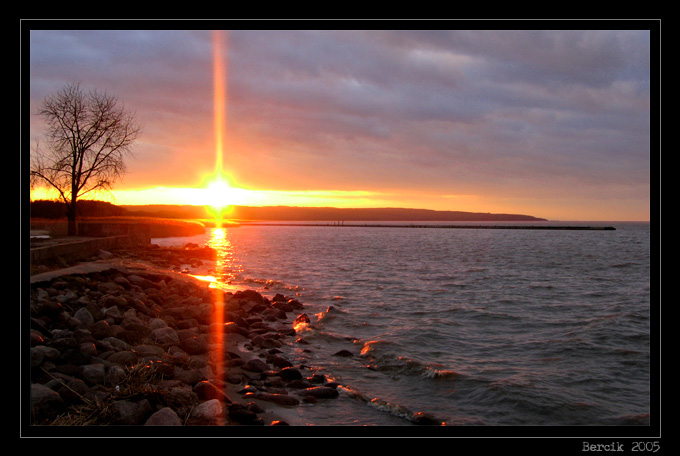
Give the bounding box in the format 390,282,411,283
47,361,170,426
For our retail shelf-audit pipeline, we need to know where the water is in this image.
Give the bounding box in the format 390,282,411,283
152,221,652,428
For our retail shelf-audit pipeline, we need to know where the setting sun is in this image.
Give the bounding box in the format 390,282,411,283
205,178,232,211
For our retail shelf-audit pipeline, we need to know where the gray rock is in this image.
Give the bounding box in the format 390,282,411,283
151,327,180,345
31,383,65,422
145,407,183,426
106,350,138,367
114,399,153,425
73,307,94,326
188,399,224,425
107,365,127,386
80,363,106,385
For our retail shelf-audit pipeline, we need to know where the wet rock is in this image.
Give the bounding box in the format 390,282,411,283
298,386,339,399
412,411,443,425
245,392,300,406
333,349,354,357
242,358,269,373
227,403,260,424
280,367,303,380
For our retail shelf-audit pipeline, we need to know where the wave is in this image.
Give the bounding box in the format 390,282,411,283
241,276,302,293
359,340,460,380
339,384,445,425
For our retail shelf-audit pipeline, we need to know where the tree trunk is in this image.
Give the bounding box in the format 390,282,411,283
66,203,77,236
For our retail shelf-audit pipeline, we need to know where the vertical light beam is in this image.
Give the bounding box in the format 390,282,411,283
212,30,228,177
210,30,227,389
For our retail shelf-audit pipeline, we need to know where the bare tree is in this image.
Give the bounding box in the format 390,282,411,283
30,83,141,235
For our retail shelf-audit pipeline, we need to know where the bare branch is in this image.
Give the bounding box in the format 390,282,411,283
30,83,141,235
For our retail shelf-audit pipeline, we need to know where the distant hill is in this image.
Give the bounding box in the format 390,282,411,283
30,200,547,222
122,204,547,222
224,206,547,222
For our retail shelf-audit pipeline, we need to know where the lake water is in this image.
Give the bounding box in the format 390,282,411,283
152,221,652,430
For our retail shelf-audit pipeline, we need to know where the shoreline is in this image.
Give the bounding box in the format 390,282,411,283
28,242,350,430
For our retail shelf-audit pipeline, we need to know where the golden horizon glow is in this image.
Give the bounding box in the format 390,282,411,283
28,184,651,221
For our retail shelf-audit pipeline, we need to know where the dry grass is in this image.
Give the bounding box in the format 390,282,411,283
47,361,169,426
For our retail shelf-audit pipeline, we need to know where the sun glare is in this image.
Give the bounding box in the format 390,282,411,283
206,178,232,211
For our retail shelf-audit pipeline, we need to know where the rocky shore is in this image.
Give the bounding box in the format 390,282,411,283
28,243,341,428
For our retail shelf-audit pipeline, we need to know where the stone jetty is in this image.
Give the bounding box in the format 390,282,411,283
28,244,339,427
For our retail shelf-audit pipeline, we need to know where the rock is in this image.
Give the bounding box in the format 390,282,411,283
98,249,114,259
79,342,97,356
188,399,224,425
148,318,168,330
298,386,339,399
31,383,65,422
242,358,269,373
28,245,319,425
269,354,293,369
80,363,106,385
245,392,300,406
180,335,209,355
55,378,91,405
31,346,60,367
114,399,153,425
234,289,265,305
294,313,310,327
132,344,165,358
412,411,443,425
333,349,354,357
107,365,127,385
145,407,183,426
280,367,303,380
227,403,260,424
106,350,138,367
90,320,113,339
73,307,94,327
103,306,124,323
193,381,233,403
151,327,180,345
127,274,158,289
173,366,208,385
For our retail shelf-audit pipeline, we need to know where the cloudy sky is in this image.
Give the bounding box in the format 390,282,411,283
27,25,653,221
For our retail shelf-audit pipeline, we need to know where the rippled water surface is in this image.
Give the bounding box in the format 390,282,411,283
153,221,652,427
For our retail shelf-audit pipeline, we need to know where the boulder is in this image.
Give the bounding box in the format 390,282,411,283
188,399,224,425
145,407,183,426
31,383,65,422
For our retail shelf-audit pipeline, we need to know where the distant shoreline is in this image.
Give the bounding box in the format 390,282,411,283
239,222,616,231
122,204,549,223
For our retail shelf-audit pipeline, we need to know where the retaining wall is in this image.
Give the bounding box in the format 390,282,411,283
30,235,144,264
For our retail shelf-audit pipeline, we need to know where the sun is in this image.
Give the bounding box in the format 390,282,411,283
204,177,235,218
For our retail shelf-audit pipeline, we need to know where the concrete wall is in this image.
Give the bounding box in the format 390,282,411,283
30,235,142,264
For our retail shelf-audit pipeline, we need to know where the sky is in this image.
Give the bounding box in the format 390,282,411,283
26,24,654,221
